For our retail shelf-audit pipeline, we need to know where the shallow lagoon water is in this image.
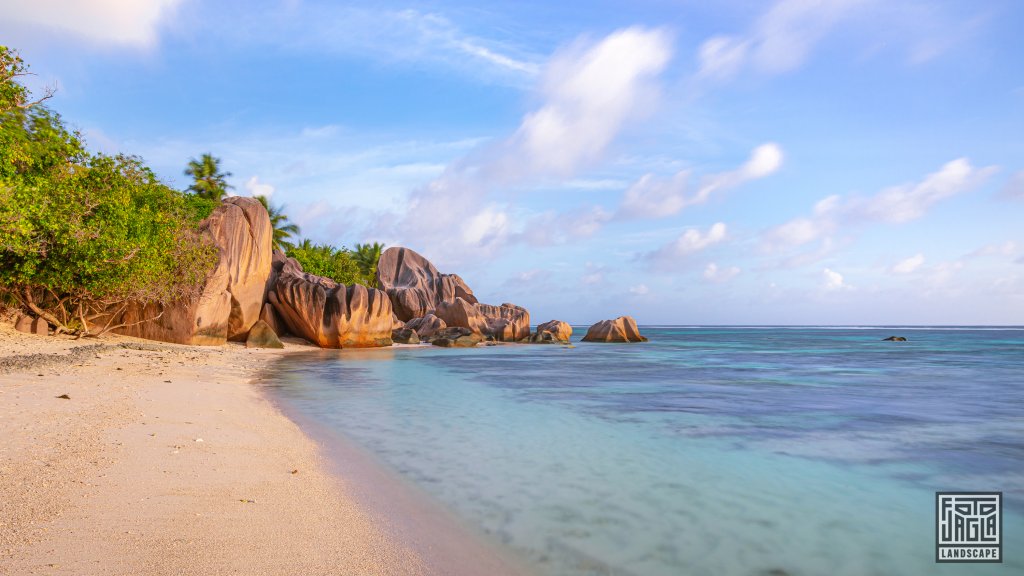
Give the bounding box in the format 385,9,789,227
267,327,1024,575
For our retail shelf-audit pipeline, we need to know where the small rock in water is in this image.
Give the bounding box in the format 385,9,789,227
882,336,908,341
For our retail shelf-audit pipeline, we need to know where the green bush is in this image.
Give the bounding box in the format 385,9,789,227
0,46,217,336
287,241,374,287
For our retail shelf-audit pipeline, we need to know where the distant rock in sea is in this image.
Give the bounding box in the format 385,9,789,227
883,336,908,341
529,320,572,344
581,316,648,343
268,255,393,348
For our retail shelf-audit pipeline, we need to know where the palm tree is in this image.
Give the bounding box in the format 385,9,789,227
254,195,300,252
353,242,385,286
184,153,232,200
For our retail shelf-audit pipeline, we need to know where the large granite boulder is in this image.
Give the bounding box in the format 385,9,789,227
268,256,394,348
405,314,447,339
434,298,530,342
529,320,572,344
581,316,647,343
375,247,477,321
111,196,273,345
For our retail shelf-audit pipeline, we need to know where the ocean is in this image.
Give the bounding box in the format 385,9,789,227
264,327,1024,575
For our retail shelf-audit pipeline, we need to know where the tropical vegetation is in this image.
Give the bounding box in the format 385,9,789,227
286,239,380,288
254,194,300,252
184,153,232,201
0,46,218,336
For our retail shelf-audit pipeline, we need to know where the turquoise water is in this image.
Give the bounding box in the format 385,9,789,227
267,327,1024,575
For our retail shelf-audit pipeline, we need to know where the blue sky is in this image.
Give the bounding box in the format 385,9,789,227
3,0,1023,324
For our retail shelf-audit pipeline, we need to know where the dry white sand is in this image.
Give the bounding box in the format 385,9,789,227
0,324,431,575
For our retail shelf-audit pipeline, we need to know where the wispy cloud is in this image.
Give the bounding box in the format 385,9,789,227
891,253,925,274
382,27,674,265
764,158,997,255
215,4,541,86
696,0,865,82
703,262,741,283
1000,170,1024,201
2,0,182,48
642,222,728,270
617,142,783,219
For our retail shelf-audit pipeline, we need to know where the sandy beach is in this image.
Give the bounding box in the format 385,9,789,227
0,324,429,576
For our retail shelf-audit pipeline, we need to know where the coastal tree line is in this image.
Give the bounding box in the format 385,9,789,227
0,47,382,337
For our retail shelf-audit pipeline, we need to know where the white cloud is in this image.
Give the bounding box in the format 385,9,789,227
618,142,783,219
891,253,925,274
643,222,728,268
3,0,181,47
697,0,863,81
629,284,650,295
822,268,846,290
490,27,672,180
703,263,741,283
386,27,673,265
764,158,995,252
244,176,275,198
850,158,997,223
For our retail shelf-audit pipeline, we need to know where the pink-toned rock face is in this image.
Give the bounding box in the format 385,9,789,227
269,258,394,348
434,298,531,342
405,314,447,338
375,247,478,321
531,320,572,343
581,316,647,343
112,197,273,346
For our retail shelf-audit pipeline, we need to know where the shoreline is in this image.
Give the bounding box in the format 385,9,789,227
0,325,521,575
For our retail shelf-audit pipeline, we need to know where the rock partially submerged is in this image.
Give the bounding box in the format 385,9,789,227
529,320,572,344
430,327,483,348
434,298,530,342
581,316,647,343
245,319,284,349
391,328,421,345
269,256,394,348
375,247,477,322
883,336,908,342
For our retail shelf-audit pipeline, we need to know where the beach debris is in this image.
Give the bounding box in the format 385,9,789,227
291,469,299,475
56,394,70,399
194,438,204,443
883,336,908,341
239,499,256,504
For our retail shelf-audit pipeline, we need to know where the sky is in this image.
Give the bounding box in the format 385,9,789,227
2,0,1023,325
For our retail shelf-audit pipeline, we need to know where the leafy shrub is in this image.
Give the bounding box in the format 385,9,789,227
287,241,374,287
0,46,217,336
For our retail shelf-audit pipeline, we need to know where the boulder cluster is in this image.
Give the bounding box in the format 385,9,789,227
10,198,648,348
